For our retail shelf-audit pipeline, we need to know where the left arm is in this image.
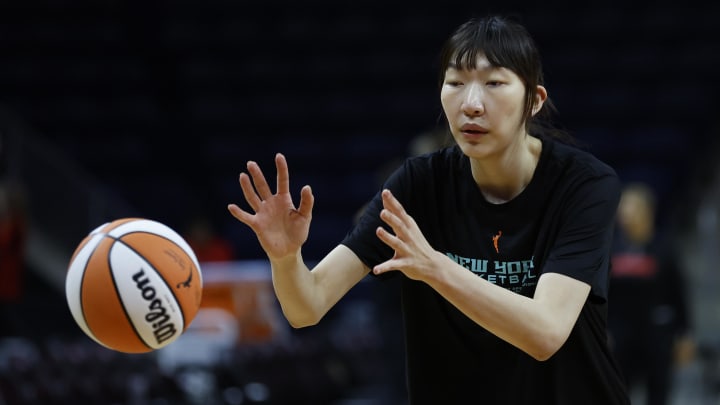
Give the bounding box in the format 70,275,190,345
423,256,588,361
373,189,590,361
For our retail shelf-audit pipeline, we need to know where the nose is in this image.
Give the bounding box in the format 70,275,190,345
461,83,484,117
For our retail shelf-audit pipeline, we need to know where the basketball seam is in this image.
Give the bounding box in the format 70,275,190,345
106,234,154,351
111,231,190,335
77,237,102,344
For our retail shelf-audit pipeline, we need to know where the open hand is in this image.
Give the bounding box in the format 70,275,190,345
227,153,314,260
373,189,443,281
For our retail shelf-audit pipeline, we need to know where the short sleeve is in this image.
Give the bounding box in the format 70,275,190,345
341,161,411,270
542,173,621,302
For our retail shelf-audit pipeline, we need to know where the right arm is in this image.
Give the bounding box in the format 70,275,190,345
227,153,369,327
269,245,369,327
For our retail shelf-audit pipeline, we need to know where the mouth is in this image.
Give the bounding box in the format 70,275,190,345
460,123,489,137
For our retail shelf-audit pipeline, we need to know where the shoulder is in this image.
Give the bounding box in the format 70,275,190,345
543,137,617,180
541,137,621,199
537,137,621,206
391,145,466,182
406,144,465,168
382,145,471,209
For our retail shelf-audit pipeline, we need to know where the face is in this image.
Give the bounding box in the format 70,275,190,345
440,54,545,159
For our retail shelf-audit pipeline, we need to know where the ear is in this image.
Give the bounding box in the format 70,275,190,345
532,85,548,116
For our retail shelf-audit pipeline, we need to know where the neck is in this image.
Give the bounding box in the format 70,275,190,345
470,135,541,204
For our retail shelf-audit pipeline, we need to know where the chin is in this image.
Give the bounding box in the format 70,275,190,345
457,141,494,159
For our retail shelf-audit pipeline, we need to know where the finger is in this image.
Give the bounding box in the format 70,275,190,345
374,258,404,275
373,262,397,275
239,172,262,212
297,185,314,217
376,226,403,252
227,203,256,228
247,160,273,200
380,208,403,233
382,189,420,233
381,189,408,217
275,153,290,194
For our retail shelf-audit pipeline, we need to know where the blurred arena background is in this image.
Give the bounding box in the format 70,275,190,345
1,1,719,404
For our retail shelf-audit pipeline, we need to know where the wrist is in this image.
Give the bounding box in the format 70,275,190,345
424,251,454,286
269,250,303,269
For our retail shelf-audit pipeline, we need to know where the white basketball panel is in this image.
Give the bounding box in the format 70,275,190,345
109,241,185,350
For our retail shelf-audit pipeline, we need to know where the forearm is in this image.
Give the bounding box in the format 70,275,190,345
425,252,587,360
269,245,370,328
269,251,324,328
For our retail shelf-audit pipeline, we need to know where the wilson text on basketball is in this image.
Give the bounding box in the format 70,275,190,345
132,269,178,345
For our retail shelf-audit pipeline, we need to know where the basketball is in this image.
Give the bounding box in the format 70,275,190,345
65,218,203,353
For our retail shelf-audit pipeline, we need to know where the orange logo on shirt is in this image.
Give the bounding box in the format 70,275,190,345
492,231,502,253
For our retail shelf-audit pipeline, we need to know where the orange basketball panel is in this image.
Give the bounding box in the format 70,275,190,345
81,236,151,353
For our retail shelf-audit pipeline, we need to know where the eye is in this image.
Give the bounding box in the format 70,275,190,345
486,81,503,87
443,68,464,87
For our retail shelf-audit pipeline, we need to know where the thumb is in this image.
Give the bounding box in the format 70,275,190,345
297,185,314,217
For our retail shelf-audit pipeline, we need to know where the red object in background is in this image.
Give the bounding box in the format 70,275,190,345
0,187,27,302
189,236,235,263
611,253,658,278
184,217,236,263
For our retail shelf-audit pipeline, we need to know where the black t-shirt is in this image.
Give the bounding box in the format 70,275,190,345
341,137,630,404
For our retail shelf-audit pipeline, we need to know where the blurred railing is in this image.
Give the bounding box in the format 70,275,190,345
671,128,720,403
0,106,139,290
